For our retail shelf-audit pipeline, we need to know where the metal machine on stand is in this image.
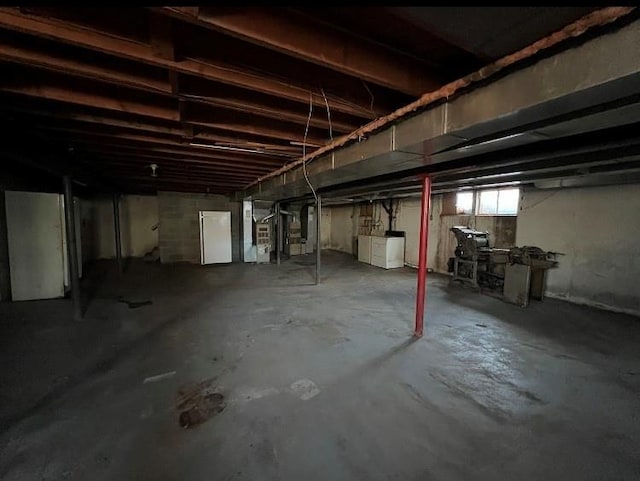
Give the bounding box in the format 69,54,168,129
448,226,560,306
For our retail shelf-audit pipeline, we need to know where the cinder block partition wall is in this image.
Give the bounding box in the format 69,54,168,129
158,191,241,263
82,195,159,261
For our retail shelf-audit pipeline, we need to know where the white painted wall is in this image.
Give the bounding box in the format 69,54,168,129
328,204,356,254
328,193,517,271
326,197,442,267
87,195,159,260
517,184,640,316
394,196,442,269
326,184,640,316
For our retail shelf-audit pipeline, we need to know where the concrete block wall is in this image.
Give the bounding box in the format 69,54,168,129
82,195,159,261
158,191,241,264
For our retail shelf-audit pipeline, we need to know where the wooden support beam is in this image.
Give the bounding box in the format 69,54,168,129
95,171,262,186
180,91,357,133
87,151,274,174
101,174,256,187
44,132,289,167
112,174,246,187
169,70,179,94
120,181,234,194
94,164,257,183
0,8,376,119
149,12,175,61
0,35,351,132
182,122,194,140
0,83,178,121
1,81,323,144
0,39,171,93
34,124,293,163
173,7,199,18
1,103,303,153
3,107,182,136
154,6,441,96
188,118,325,146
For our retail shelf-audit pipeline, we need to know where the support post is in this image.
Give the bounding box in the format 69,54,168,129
113,193,123,275
316,195,321,285
414,176,431,337
0,190,11,302
275,202,281,265
63,175,82,321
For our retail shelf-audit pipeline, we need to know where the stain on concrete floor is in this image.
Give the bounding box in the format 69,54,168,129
175,377,227,429
118,297,153,309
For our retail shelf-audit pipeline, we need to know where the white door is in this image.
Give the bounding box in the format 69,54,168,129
200,211,232,264
5,191,66,300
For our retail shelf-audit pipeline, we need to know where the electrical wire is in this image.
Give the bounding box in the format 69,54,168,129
302,91,318,203
320,87,333,141
361,80,375,116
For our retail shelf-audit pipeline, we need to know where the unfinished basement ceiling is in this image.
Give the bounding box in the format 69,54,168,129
0,6,601,194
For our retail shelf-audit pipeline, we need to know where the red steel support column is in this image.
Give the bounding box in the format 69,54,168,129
414,175,431,337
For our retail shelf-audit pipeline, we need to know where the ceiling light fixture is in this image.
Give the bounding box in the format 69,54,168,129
189,142,294,158
190,142,269,155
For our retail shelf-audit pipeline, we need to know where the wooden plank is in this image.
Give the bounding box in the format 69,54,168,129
155,6,441,96
0,8,375,119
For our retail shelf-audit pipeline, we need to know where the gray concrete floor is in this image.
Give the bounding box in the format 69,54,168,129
1,250,639,480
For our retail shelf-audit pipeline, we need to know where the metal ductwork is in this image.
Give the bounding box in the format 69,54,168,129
243,19,640,202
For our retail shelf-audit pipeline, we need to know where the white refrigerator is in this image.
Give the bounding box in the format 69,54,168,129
5,190,82,301
199,210,232,264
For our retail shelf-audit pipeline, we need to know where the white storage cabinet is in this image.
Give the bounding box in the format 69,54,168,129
358,235,405,269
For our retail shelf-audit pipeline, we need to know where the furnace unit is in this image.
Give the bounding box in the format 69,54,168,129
256,222,271,264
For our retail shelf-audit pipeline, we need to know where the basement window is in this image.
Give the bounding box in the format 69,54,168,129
476,188,520,216
455,192,474,215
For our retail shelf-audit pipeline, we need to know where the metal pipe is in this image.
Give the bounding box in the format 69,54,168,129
414,176,431,337
316,194,321,285
63,175,82,321
275,202,281,265
381,198,394,232
113,193,123,275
